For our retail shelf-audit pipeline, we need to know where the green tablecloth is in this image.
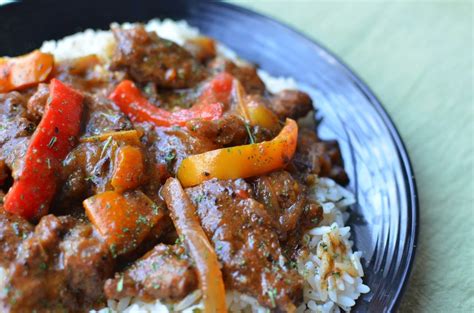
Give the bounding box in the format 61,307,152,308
229,1,474,312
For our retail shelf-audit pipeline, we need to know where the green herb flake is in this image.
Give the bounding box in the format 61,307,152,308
151,203,160,215
109,244,118,258
321,242,328,251
164,151,176,162
116,275,124,292
244,123,255,144
100,136,113,158
39,262,48,271
267,288,277,308
136,215,148,225
12,222,20,237
194,193,205,203
47,136,57,148
175,234,185,245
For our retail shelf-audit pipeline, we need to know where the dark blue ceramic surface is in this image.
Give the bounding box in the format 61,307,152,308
0,1,419,312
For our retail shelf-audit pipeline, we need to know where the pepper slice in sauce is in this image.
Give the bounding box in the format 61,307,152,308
109,72,234,127
177,118,298,187
162,178,227,313
4,79,84,220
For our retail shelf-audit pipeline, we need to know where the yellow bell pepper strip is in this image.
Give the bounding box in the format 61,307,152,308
162,178,227,313
79,129,142,145
83,190,165,257
4,79,84,220
108,73,234,127
0,50,54,93
177,118,298,187
234,80,280,132
111,145,144,193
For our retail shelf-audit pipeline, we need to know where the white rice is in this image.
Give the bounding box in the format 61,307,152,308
39,19,369,313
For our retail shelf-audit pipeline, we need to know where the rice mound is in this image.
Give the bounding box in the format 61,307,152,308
38,19,370,313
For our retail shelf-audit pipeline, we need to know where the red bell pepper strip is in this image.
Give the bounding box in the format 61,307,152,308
108,72,234,127
4,79,84,220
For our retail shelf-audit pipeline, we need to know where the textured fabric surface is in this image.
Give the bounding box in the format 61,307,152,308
229,1,474,312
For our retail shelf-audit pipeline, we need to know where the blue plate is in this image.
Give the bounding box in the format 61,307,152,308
0,1,419,311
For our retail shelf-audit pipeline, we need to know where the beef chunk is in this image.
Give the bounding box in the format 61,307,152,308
0,215,114,312
184,36,217,63
186,114,248,146
209,57,266,95
81,94,133,137
54,54,114,93
252,171,322,235
251,171,323,258
186,179,303,311
0,208,33,266
0,92,35,182
0,92,35,146
270,89,313,120
0,137,29,181
26,83,49,122
111,25,206,88
105,244,197,302
292,129,349,185
58,130,142,205
144,125,217,178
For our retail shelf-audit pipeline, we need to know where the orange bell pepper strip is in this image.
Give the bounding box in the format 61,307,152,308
4,79,84,220
177,118,298,187
108,73,234,127
162,178,227,313
111,145,144,193
83,190,164,257
0,50,54,93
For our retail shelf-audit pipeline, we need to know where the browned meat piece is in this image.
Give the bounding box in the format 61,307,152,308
26,83,49,122
186,114,248,146
56,106,134,205
0,92,35,147
0,118,33,148
0,91,27,119
0,92,35,183
0,137,29,181
251,171,323,258
54,54,115,93
0,207,33,266
0,215,114,312
81,94,133,137
270,89,313,120
292,129,349,185
251,171,322,235
184,36,217,63
105,243,197,302
209,57,266,94
143,125,218,177
111,25,206,88
186,179,303,311
60,220,115,302
58,131,142,205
